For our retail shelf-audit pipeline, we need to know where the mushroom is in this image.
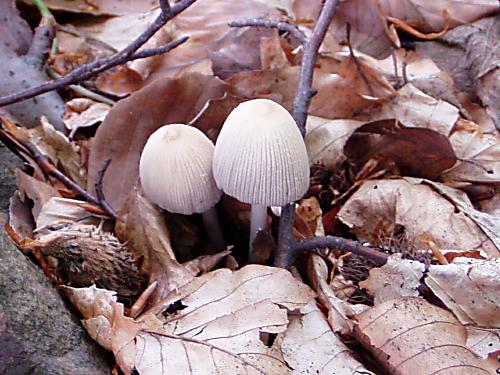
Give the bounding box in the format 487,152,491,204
212,99,309,261
139,124,224,249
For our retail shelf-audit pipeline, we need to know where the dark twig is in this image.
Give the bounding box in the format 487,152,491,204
94,158,117,219
17,139,118,219
292,0,340,136
346,23,375,98
0,0,197,107
229,19,307,43
293,237,389,266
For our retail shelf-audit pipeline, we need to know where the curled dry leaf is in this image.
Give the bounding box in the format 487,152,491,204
444,128,500,184
23,0,157,16
63,98,111,137
64,266,317,374
466,327,500,358
422,180,500,256
281,302,374,374
344,119,457,180
307,254,360,336
115,187,193,303
145,0,275,82
359,254,425,305
227,66,377,120
338,178,491,254
36,197,103,229
88,73,229,211
305,116,363,170
357,84,460,136
354,297,497,374
425,258,500,328
416,16,499,129
16,170,61,221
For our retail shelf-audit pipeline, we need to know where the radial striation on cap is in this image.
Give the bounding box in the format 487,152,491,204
140,124,222,215
213,99,310,206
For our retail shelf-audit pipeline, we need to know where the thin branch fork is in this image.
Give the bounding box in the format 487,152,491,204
0,0,196,108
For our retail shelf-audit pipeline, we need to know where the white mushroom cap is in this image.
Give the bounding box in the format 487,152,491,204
139,124,222,215
213,99,310,206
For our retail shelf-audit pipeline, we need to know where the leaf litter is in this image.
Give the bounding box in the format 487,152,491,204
1,0,500,374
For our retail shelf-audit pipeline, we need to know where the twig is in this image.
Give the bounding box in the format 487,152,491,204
275,0,340,269
229,19,307,43
346,23,375,98
94,158,117,219
293,237,389,266
0,0,197,107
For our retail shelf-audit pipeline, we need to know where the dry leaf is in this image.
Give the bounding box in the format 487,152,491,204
425,257,500,328
115,187,193,303
24,0,157,16
422,180,500,256
354,297,497,374
281,302,374,374
338,178,490,253
359,254,424,305
228,66,377,120
344,119,457,180
16,170,61,221
307,254,361,335
87,73,229,211
65,266,317,374
63,98,111,137
466,327,500,358
444,129,500,183
305,116,363,170
36,197,103,229
416,16,499,128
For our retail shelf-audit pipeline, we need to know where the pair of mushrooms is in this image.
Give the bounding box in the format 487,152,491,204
139,99,310,261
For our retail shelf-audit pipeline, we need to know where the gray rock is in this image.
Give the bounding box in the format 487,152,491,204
0,145,112,374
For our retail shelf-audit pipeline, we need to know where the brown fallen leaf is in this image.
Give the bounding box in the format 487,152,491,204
338,178,491,254
344,119,457,180
115,187,194,303
36,197,104,229
87,73,229,212
16,170,61,221
63,98,111,138
281,302,374,374
307,254,362,336
466,327,500,358
22,0,157,16
354,297,497,374
416,16,499,129
425,258,500,328
64,265,317,374
305,116,364,170
227,66,377,120
359,254,424,305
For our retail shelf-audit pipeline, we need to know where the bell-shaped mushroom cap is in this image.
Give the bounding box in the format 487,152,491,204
213,99,310,206
139,124,222,215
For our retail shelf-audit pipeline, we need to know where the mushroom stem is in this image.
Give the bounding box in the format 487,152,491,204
201,207,225,250
249,204,267,259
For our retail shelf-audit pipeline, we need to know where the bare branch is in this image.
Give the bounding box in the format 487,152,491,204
229,18,307,43
94,158,118,219
0,0,197,108
293,237,389,266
